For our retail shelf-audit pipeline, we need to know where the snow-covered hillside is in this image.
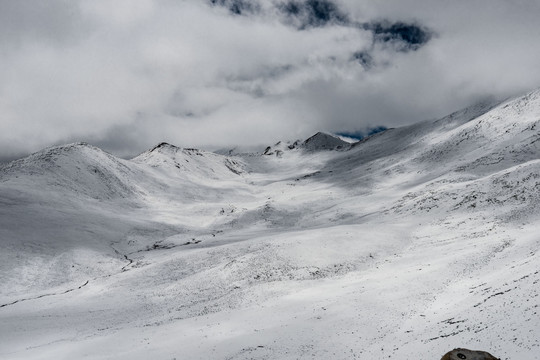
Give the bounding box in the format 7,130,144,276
1,90,540,359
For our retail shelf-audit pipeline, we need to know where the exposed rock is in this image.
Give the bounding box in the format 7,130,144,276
302,132,349,151
441,348,500,360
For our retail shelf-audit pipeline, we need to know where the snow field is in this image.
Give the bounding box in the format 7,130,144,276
2,89,540,359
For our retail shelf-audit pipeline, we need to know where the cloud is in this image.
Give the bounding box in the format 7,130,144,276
278,0,350,29
351,51,373,69
209,0,260,16
1,0,540,160
0,1,88,48
364,20,432,52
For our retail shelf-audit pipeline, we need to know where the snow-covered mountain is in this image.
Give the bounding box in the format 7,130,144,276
261,131,351,157
1,90,540,359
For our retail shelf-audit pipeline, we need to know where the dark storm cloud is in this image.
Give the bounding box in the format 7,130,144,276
364,20,432,52
278,0,349,29
209,0,433,68
209,0,351,28
209,0,260,15
277,0,433,65
350,20,433,68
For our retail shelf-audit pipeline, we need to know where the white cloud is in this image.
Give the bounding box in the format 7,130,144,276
1,0,539,160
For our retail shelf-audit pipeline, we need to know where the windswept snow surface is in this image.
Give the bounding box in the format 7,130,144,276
1,90,540,359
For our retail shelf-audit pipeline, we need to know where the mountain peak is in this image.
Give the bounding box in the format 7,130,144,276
261,132,351,157
149,142,180,152
302,132,350,151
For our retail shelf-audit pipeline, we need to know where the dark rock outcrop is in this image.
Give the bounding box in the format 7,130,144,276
441,348,499,360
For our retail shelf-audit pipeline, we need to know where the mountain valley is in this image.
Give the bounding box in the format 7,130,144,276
1,90,540,359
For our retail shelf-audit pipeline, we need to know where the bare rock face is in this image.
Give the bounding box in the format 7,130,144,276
441,348,500,360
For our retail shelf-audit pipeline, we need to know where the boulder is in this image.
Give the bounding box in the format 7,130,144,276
441,348,499,360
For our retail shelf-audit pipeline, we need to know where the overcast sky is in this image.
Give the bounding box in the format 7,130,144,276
1,0,540,160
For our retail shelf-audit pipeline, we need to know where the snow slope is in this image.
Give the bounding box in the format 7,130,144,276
1,90,540,359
